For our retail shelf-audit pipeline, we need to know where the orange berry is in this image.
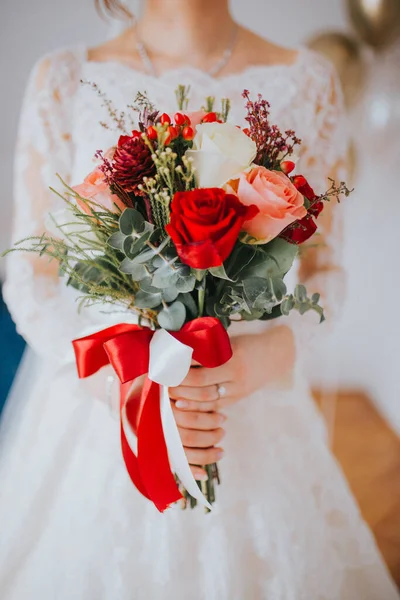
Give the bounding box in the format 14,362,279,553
146,126,158,140
175,113,190,126
202,112,218,123
281,160,296,175
160,113,171,125
168,125,179,140
182,126,195,141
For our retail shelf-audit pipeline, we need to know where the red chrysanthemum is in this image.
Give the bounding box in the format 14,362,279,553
112,136,156,196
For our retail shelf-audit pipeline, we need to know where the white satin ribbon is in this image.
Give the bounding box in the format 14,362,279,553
148,329,212,510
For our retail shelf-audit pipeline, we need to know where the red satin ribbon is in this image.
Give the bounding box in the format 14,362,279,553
72,317,232,512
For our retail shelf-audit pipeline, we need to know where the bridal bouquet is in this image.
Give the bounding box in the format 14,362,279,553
6,86,350,512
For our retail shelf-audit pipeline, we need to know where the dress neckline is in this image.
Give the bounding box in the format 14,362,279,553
81,45,308,85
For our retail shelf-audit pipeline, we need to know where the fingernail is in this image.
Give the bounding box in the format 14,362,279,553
216,448,224,460
195,472,208,481
219,414,227,424
176,400,189,409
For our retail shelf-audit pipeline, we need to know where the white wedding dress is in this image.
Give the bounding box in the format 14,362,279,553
1,46,399,600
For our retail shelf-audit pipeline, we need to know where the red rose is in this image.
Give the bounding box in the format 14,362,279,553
166,188,258,269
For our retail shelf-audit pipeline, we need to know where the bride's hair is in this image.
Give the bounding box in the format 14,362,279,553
94,0,133,19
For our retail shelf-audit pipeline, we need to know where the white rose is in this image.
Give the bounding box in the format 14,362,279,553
185,122,257,188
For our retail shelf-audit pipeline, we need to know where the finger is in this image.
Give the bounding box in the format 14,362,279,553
172,383,233,411
169,384,219,403
190,466,208,481
182,365,231,388
178,426,225,449
185,446,224,466
172,407,226,430
175,399,219,412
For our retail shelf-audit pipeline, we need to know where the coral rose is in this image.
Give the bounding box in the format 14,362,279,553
229,166,307,244
73,168,125,214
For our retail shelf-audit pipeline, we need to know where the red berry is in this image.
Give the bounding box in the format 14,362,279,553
293,175,307,188
168,125,179,140
146,126,158,140
202,112,217,123
164,132,172,145
182,126,195,141
174,112,186,126
160,113,171,125
281,160,296,175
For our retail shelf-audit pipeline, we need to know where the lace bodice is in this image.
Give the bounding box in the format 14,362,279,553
4,45,347,363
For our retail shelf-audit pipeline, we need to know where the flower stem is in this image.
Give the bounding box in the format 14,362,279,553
198,277,206,318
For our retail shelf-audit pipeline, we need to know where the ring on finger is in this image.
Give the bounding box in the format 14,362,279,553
216,384,227,399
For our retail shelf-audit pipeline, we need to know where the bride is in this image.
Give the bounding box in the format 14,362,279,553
1,0,398,598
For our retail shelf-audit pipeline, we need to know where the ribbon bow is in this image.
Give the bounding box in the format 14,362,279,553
73,317,232,512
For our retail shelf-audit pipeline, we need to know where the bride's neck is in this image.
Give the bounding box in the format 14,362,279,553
136,0,235,62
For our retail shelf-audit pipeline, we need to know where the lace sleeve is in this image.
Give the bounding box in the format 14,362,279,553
287,54,348,348
3,49,88,362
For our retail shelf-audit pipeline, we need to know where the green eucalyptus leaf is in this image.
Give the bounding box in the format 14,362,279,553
134,290,162,309
298,302,310,315
280,297,294,316
240,309,265,321
260,304,287,321
209,264,233,281
243,277,268,306
131,248,158,265
140,279,160,294
253,292,276,312
107,231,126,251
161,286,180,303
312,292,321,305
224,244,256,280
119,258,149,281
294,284,307,303
119,208,146,235
175,274,196,293
152,247,177,268
157,301,186,331
242,239,298,280
178,293,198,319
152,264,180,288
270,277,287,301
214,302,233,318
123,230,153,259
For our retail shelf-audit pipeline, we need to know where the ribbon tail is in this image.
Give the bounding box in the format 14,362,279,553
120,382,151,501
120,422,152,501
160,386,212,510
137,379,182,512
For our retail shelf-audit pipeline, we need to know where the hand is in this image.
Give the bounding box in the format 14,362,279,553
170,403,226,480
169,325,295,477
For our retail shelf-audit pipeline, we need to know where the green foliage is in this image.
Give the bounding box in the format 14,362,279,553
158,301,186,331
2,155,329,333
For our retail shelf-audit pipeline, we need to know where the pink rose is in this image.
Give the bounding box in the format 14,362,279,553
73,167,125,214
229,166,307,244
186,110,207,128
